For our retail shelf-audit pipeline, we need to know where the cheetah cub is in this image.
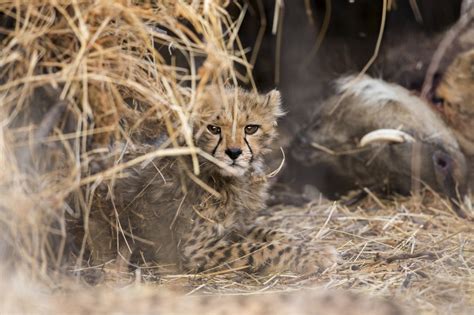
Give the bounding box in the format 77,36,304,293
88,87,337,274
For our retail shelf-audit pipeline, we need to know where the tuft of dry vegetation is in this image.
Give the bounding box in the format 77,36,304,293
0,1,472,314
0,0,251,276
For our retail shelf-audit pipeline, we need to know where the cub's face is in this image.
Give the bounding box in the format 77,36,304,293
196,87,283,176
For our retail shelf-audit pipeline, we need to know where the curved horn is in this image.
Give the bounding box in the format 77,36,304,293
360,129,416,147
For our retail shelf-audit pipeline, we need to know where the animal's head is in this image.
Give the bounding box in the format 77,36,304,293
291,75,468,205
195,87,284,176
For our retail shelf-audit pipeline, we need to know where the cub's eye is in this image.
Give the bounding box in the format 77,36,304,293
244,125,260,135
207,125,221,135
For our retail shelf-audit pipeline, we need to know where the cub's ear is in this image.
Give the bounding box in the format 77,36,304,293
264,89,285,118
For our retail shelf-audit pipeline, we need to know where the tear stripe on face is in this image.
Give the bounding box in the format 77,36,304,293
211,134,222,156
244,136,254,163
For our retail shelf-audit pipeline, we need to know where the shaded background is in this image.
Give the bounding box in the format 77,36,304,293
235,0,471,197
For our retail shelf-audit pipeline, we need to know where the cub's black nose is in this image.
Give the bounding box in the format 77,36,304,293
225,148,242,160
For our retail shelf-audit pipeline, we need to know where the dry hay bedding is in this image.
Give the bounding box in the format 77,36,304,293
1,194,472,314
0,0,249,272
0,0,473,314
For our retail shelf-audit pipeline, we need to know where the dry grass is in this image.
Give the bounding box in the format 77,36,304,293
261,194,473,313
0,0,250,276
0,1,473,314
1,192,472,314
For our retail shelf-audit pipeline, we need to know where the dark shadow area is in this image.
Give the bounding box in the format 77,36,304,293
238,0,468,200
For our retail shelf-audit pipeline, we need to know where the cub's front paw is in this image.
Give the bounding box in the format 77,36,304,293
298,245,339,273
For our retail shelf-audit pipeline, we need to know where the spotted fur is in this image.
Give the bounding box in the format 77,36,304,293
87,87,337,275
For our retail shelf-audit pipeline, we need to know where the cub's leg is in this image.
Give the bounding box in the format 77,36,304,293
87,210,135,284
245,225,303,242
245,225,338,271
180,224,337,274
87,209,118,265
